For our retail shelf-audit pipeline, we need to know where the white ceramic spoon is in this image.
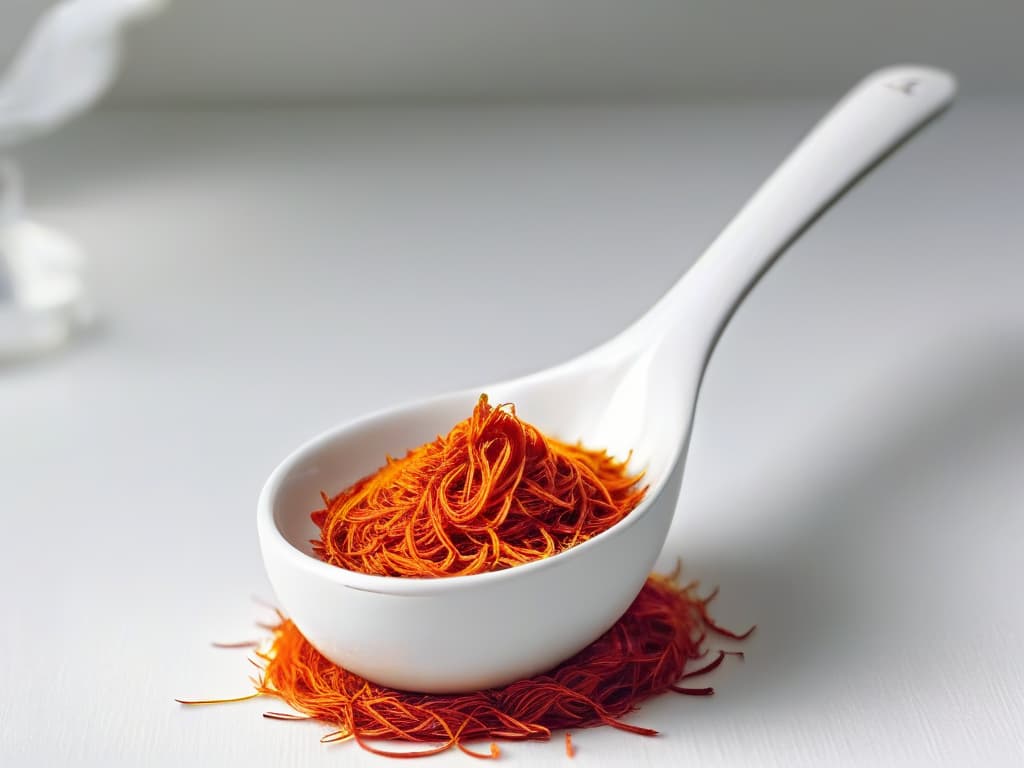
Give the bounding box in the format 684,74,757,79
259,66,956,693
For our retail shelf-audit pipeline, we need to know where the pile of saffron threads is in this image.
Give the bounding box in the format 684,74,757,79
179,569,752,759
312,394,649,578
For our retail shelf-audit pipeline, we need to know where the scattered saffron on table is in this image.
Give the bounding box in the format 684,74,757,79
312,394,648,578
565,731,575,758
178,569,753,759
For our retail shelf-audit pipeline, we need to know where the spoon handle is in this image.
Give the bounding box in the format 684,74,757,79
644,65,956,364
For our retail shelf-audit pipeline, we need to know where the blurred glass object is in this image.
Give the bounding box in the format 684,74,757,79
0,0,167,360
0,158,92,358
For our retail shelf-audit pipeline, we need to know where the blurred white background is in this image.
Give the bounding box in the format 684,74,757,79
3,0,1024,104
2,3,1023,767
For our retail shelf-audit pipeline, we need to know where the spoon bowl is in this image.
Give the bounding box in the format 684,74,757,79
259,339,691,692
258,65,956,693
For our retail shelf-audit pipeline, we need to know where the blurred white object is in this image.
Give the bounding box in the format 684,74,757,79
0,0,167,359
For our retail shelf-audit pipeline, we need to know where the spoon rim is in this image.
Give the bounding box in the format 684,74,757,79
257,385,683,597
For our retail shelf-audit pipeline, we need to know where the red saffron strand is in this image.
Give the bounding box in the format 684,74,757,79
679,650,728,680
700,613,757,641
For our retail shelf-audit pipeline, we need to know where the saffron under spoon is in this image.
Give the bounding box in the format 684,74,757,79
258,66,956,693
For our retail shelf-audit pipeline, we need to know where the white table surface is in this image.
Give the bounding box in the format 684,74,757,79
2,100,1023,767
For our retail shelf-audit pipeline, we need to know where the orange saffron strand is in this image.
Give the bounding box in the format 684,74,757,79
312,394,649,578
565,731,575,758
175,692,262,705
